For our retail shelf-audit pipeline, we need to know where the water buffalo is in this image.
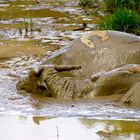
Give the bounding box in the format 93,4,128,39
16,31,140,103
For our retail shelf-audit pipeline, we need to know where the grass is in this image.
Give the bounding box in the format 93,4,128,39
100,8,140,35
104,0,140,13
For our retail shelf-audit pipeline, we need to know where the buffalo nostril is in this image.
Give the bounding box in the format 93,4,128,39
39,85,47,90
38,85,52,97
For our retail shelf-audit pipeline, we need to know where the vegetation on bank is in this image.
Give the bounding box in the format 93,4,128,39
79,0,97,7
100,8,140,35
105,0,140,13
79,0,140,35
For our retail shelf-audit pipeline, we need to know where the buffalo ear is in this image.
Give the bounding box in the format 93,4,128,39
35,67,44,77
28,67,45,77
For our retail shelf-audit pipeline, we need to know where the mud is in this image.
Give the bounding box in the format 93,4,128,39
0,1,140,140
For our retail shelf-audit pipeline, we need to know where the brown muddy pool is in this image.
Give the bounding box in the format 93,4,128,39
0,0,140,140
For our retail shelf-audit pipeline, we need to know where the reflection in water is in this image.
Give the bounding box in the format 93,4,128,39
32,116,53,125
80,118,140,140
0,115,140,140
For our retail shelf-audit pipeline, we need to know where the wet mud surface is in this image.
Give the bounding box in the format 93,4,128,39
0,1,140,140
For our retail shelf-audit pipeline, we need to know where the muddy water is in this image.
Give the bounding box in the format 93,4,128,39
0,115,140,140
0,0,140,139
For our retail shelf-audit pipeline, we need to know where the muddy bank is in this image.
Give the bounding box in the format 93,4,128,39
0,0,93,60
